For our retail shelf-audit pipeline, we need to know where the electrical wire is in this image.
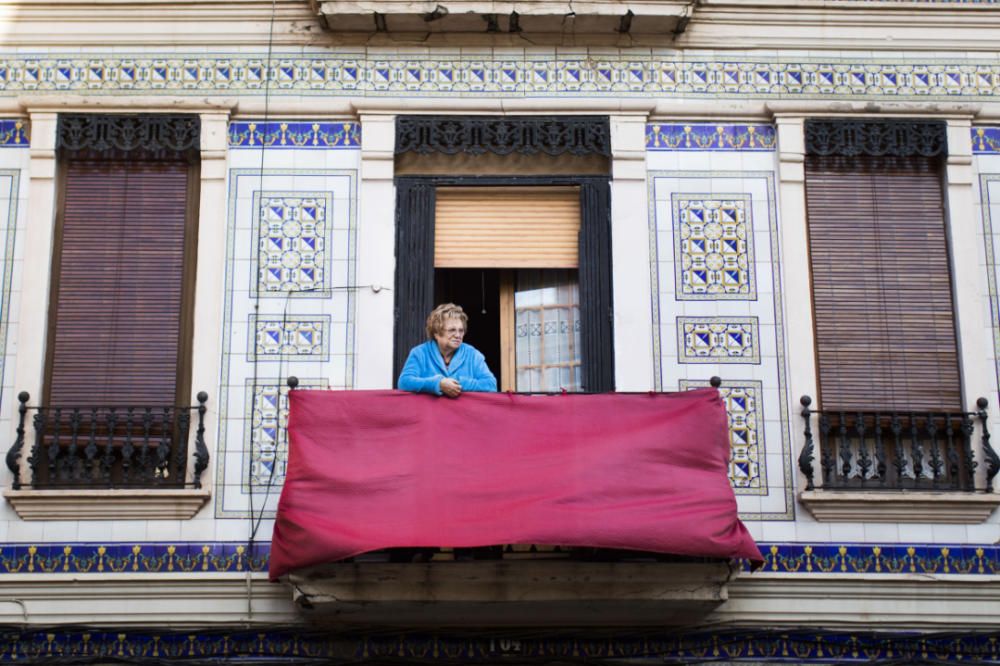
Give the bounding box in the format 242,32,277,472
243,0,280,624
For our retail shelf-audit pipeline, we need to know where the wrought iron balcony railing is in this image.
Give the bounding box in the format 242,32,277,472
5,392,209,490
797,396,1000,492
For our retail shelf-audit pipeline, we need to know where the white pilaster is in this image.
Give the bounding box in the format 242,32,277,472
773,114,817,490
945,117,996,489
355,114,397,389
187,110,230,486
610,114,654,391
9,111,57,419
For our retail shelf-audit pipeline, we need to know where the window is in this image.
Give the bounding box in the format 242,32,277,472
393,116,614,393
805,151,958,413
432,185,582,391
32,114,201,488
510,270,582,392
801,119,972,491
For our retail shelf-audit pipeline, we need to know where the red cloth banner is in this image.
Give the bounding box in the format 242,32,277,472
269,388,763,579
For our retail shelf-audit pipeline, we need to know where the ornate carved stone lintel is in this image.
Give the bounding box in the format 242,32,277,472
804,119,947,158
57,114,201,161
395,116,611,158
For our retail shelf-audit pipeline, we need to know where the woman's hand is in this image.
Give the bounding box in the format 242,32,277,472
439,378,462,398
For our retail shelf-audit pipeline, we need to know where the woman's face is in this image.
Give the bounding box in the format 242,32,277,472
434,317,466,354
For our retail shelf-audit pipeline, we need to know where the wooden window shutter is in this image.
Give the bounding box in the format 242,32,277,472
393,180,436,384
579,179,614,392
433,186,580,268
804,154,961,413
46,159,194,406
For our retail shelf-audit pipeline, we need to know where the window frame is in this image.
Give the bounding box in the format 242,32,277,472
36,113,202,491
794,117,1000,513
2,109,221,519
394,174,614,393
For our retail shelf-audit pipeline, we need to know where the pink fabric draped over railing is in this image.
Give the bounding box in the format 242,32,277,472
269,388,763,580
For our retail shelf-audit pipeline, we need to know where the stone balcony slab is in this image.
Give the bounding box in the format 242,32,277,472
288,560,733,627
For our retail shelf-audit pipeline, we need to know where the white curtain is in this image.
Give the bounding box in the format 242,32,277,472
514,270,581,392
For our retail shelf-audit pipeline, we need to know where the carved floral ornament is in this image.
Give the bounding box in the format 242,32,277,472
395,116,611,157
56,114,200,159
804,118,947,158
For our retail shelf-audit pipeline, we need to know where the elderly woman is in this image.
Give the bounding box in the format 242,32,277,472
398,303,497,397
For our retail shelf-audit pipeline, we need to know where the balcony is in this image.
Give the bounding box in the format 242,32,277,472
3,391,211,520
270,378,760,626
797,396,1000,523
290,548,733,627
311,0,692,46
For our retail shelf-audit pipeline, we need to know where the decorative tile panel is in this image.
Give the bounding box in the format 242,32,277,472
973,126,1000,153
229,121,360,149
0,120,27,147
0,543,266,574
680,380,763,489
677,317,760,363
673,195,755,300
248,315,331,362
649,170,789,518
245,380,328,488
746,543,1000,575
252,192,332,295
646,124,776,151
0,625,997,663
0,542,997,576
2,54,1000,100
218,168,358,519
0,626,995,662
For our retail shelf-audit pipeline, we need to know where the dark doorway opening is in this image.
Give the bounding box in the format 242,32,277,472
393,173,613,392
434,268,501,382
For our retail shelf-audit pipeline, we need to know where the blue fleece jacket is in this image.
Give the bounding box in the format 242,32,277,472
398,340,497,395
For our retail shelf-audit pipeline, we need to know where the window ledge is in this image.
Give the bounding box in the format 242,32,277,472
3,488,210,520
799,490,1000,523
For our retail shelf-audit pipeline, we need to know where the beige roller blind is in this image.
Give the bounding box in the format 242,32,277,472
434,186,580,268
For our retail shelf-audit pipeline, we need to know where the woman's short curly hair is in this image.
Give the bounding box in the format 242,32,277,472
426,303,468,339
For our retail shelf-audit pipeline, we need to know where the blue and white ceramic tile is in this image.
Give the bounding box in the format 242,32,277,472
648,162,792,520
252,192,332,296
229,121,360,149
673,195,755,300
248,315,331,362
0,120,28,147
0,620,997,662
244,379,329,490
217,160,359,518
2,53,1000,100
677,316,760,364
647,124,776,151
0,541,997,576
681,379,764,490
972,126,1000,153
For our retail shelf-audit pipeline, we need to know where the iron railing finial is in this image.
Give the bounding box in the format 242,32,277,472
798,395,815,491
5,392,29,489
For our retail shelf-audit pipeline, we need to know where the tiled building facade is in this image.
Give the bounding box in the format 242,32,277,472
0,0,998,662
